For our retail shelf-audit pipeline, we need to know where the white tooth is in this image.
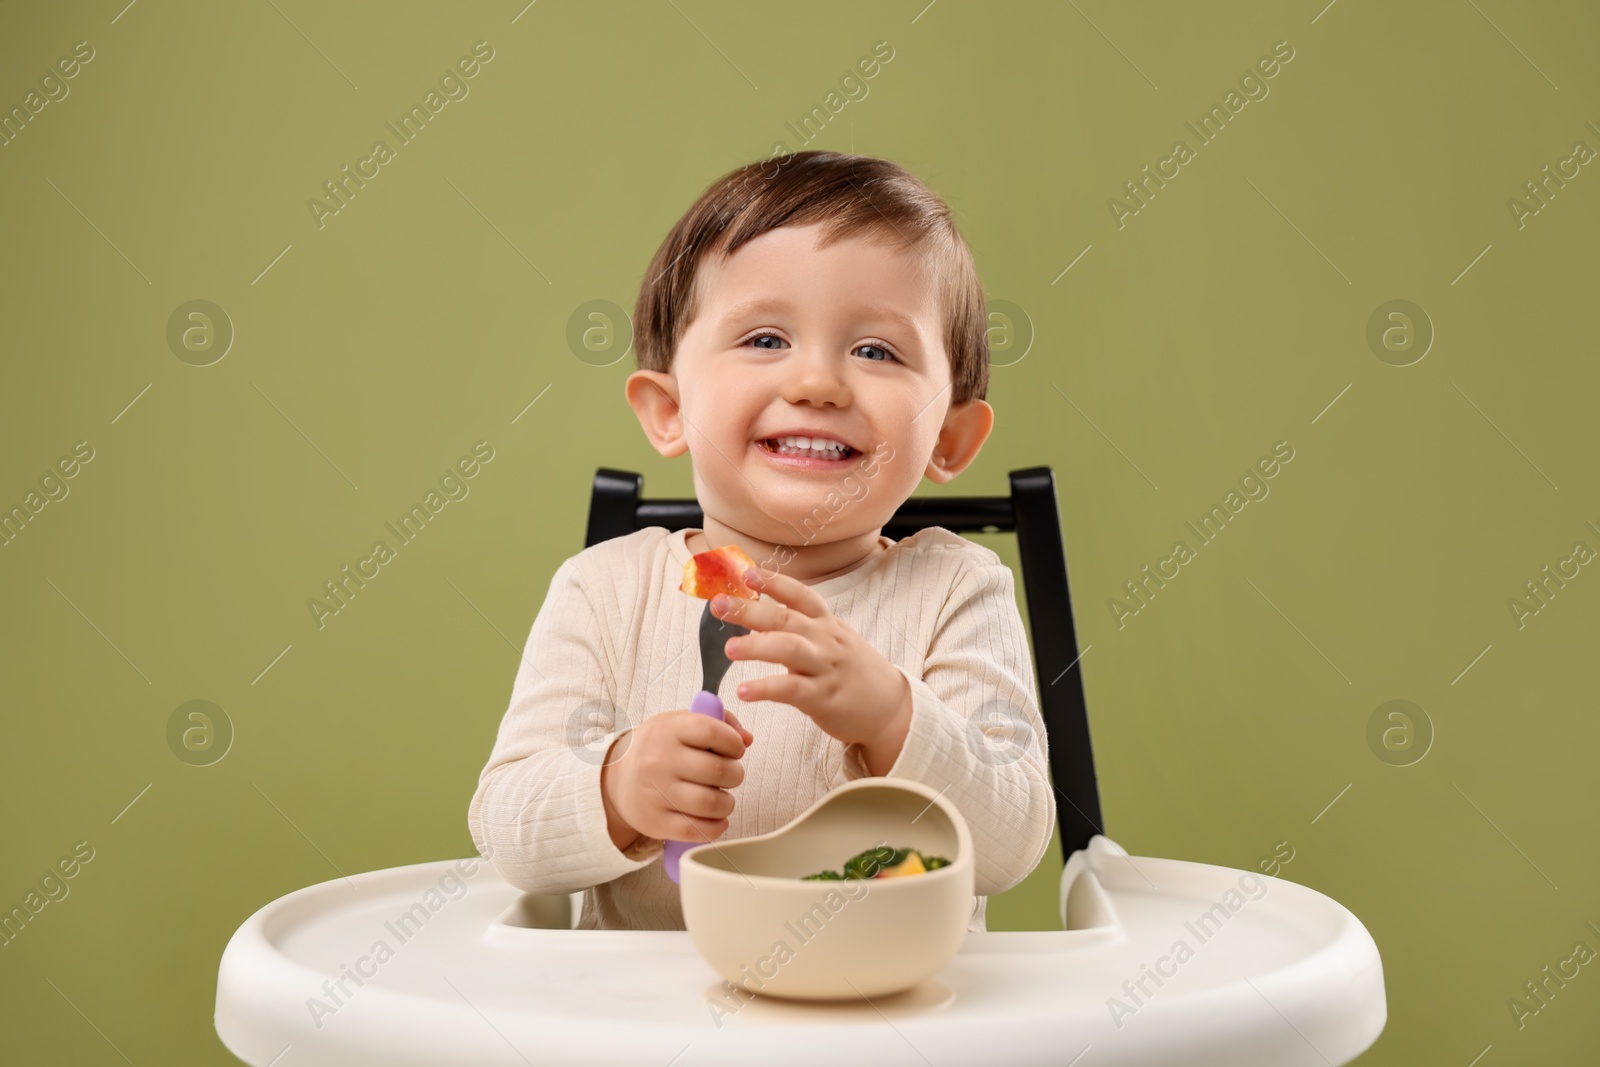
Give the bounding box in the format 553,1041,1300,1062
765,434,850,458
776,434,845,452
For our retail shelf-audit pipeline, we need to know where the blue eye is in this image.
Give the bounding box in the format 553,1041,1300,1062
747,333,786,350
856,344,896,362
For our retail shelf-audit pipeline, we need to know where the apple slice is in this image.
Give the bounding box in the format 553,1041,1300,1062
680,544,759,600
874,851,927,879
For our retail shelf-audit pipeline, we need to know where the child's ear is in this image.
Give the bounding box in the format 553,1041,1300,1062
925,399,994,483
624,370,689,457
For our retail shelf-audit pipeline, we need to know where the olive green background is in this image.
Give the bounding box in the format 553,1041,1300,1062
2,0,1596,1063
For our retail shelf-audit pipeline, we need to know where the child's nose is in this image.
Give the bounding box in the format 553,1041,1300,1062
780,349,851,406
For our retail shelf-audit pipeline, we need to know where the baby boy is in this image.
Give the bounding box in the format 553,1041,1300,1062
469,150,1056,931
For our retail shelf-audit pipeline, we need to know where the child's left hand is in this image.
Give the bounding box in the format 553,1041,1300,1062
711,566,911,761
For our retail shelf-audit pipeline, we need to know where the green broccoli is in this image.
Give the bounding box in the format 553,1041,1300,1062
802,845,951,880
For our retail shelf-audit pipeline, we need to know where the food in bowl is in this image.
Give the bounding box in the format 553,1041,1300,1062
803,845,952,881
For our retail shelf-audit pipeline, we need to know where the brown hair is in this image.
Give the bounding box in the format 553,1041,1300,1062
632,150,989,405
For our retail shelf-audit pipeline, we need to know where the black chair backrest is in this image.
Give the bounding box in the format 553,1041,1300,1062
584,466,1104,861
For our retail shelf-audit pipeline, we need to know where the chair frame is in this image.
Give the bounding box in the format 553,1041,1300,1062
584,465,1104,861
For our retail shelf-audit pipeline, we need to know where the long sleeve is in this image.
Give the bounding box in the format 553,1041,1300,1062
842,559,1056,897
468,559,664,896
466,525,1052,930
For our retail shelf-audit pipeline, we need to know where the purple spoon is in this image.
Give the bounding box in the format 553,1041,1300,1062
663,598,749,884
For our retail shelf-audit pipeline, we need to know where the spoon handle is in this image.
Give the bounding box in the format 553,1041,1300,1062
663,691,725,884
686,689,725,720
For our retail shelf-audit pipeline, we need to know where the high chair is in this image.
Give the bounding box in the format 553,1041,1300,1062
216,466,1386,1065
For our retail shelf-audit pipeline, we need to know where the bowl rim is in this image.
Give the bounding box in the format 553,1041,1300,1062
679,776,973,888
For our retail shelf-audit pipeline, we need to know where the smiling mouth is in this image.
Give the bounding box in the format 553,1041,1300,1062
758,438,859,460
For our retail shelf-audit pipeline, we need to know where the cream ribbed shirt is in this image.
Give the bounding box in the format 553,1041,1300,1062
468,525,1056,931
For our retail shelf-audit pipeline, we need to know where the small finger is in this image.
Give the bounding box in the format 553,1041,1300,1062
741,566,827,619
675,814,728,843
711,593,765,629
684,715,747,759
723,708,754,744
684,748,744,790
727,630,822,675
738,672,802,704
675,781,735,820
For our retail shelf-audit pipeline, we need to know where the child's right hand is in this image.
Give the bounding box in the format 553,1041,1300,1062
600,708,754,849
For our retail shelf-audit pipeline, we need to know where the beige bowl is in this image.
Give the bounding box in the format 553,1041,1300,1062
680,776,974,1000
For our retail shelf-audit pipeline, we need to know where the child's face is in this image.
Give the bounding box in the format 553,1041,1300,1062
626,221,992,550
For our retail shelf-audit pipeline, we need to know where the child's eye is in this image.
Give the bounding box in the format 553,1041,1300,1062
745,332,787,350
855,343,898,363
